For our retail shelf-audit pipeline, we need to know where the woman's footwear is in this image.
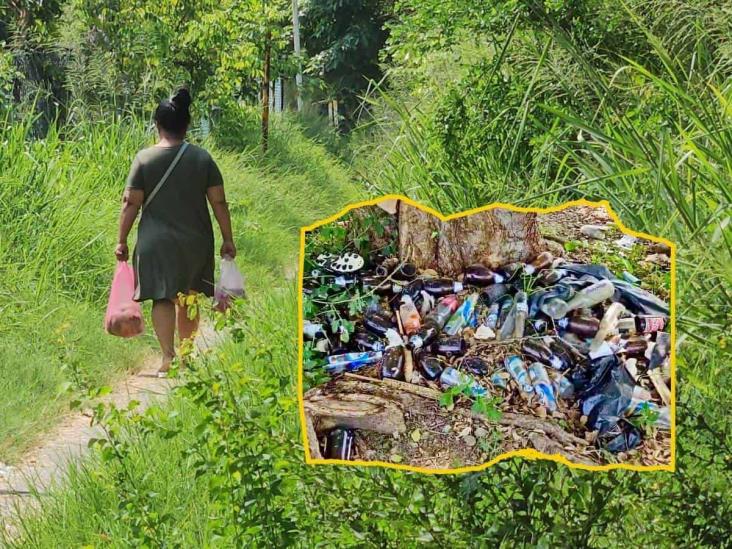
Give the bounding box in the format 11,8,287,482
156,357,174,378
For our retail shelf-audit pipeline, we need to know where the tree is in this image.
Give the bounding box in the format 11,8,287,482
300,0,392,127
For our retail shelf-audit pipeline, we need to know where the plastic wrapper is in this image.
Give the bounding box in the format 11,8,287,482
104,261,144,338
215,257,245,312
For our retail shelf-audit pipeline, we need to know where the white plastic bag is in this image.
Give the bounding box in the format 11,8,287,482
214,257,245,311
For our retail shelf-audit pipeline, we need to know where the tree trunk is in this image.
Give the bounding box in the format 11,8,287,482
398,202,543,276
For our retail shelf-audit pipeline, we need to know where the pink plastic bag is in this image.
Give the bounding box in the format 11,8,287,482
104,261,144,337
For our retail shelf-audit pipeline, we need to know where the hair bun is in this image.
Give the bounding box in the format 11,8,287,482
171,87,192,110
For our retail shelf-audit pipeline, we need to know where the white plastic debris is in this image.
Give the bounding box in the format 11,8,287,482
419,290,435,317
385,328,404,349
474,325,496,340
588,341,614,359
614,234,637,250
580,224,611,240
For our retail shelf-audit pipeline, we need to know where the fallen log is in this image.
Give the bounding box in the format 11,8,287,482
304,392,406,435
305,415,323,459
304,376,597,465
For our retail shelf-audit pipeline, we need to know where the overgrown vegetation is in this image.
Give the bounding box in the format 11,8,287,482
2,0,731,546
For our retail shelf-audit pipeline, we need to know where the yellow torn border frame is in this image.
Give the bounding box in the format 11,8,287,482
297,195,677,474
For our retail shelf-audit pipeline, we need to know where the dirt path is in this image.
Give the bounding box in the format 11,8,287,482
0,324,222,537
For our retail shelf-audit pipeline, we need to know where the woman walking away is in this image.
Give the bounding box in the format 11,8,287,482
115,88,236,376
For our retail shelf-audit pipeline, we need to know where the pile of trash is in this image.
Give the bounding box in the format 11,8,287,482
304,249,671,462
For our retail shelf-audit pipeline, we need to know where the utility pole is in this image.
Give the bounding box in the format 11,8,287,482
292,0,303,112
262,27,271,153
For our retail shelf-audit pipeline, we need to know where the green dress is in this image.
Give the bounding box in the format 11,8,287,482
125,143,223,302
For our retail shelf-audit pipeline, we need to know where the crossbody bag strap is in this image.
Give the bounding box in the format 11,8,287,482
142,142,189,211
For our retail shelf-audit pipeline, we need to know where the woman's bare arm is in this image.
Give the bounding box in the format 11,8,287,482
115,188,144,261
207,185,236,258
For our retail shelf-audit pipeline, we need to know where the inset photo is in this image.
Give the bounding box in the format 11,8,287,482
299,197,674,471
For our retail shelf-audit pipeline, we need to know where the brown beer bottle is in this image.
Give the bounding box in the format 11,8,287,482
430,335,467,357
621,336,648,357
363,311,395,336
617,315,667,335
422,278,464,296
557,316,600,338
324,428,355,460
417,353,445,381
381,347,405,380
464,265,505,286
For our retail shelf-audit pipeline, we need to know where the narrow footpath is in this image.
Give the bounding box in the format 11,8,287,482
0,325,221,537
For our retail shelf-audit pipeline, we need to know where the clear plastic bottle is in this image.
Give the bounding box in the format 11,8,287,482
444,293,479,335
512,291,529,338
504,355,534,394
440,367,487,397
541,280,615,319
325,351,383,374
399,295,421,335
528,362,558,411
590,302,626,352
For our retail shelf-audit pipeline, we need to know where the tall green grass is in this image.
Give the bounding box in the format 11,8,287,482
353,4,732,544
0,112,154,460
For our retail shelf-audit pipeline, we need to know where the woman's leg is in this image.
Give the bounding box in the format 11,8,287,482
152,299,176,373
176,292,200,343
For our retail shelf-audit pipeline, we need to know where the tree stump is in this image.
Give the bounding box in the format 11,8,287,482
398,202,544,276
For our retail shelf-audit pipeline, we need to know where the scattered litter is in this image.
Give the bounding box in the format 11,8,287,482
614,234,637,250
580,224,611,239
305,228,671,465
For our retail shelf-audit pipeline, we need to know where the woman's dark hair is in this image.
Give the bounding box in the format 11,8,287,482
154,87,192,136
